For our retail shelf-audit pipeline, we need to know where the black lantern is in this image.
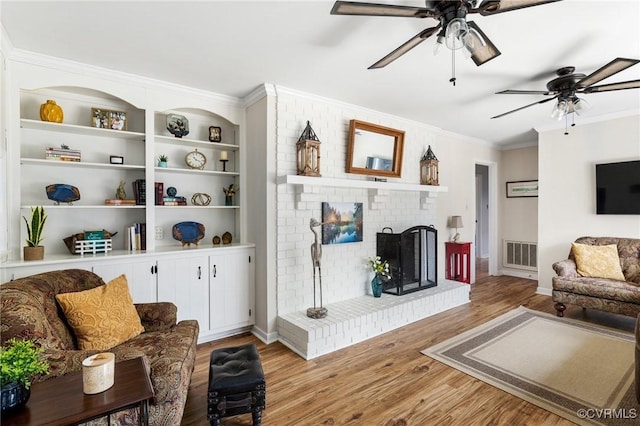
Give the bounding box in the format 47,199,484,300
296,121,321,177
420,145,439,186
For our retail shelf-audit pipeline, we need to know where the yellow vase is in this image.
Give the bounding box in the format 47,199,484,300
39,100,64,123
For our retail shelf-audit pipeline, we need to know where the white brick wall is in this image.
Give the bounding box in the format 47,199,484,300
275,88,443,315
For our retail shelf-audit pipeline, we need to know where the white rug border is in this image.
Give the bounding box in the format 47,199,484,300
421,306,636,426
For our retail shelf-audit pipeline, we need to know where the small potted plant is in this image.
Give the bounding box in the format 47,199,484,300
158,154,168,168
368,256,391,298
222,184,238,206
22,206,46,261
1,338,49,413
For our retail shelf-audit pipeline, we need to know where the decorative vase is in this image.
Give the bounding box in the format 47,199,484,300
23,246,44,261
1,382,31,414
39,100,64,123
371,274,383,298
225,195,233,206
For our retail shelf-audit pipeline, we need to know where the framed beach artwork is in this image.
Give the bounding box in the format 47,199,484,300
321,202,363,245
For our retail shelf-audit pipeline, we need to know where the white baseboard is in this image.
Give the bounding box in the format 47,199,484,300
536,286,552,296
251,326,279,344
499,268,538,281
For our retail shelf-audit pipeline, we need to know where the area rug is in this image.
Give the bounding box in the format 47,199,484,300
421,306,638,426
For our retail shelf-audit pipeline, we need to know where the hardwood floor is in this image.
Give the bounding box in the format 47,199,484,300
181,275,635,425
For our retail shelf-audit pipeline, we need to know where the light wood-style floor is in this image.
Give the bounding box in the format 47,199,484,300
181,275,635,426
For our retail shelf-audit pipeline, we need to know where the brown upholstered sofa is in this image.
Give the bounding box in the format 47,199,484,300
0,269,199,425
552,236,640,317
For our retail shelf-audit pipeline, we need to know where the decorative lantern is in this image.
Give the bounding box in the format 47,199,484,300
420,145,439,186
296,121,321,177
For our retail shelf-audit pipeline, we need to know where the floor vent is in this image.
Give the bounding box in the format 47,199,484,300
503,240,537,271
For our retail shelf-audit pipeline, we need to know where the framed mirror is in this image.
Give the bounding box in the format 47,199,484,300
346,120,405,179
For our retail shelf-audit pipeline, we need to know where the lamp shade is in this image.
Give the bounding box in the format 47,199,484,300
450,216,463,229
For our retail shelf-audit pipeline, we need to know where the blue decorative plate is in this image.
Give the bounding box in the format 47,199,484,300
46,184,81,205
172,221,205,246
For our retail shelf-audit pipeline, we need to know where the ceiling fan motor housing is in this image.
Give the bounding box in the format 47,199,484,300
546,67,587,96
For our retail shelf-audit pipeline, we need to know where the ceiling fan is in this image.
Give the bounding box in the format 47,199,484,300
491,57,640,120
330,0,562,76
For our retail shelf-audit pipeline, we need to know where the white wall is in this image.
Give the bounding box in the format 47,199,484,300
499,146,539,277
271,87,500,315
538,114,640,294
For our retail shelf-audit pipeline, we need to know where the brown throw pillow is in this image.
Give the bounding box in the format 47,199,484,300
571,243,625,281
56,274,144,351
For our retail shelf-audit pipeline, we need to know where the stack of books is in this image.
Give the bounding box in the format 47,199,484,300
125,222,146,251
45,146,81,162
132,179,146,205
162,196,187,206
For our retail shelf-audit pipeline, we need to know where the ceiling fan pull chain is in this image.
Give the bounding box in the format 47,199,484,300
450,48,456,86
564,115,569,135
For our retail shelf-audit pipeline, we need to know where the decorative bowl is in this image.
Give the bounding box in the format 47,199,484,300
46,184,80,205
172,222,205,246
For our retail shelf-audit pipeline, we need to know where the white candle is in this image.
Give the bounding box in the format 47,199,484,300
220,151,228,161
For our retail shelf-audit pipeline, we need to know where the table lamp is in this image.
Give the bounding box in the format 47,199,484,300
450,216,463,242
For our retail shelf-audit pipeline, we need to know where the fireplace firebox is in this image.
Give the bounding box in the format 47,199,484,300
376,226,437,295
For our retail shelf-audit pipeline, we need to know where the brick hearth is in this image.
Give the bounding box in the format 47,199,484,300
277,280,470,359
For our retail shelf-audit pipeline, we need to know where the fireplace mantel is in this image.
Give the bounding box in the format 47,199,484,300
277,174,448,210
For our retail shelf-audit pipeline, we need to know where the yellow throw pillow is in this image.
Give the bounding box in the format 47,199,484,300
56,274,144,351
571,243,625,281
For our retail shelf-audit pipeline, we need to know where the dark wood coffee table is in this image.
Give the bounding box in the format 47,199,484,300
3,357,154,426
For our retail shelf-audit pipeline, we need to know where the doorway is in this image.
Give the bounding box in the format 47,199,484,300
475,164,491,280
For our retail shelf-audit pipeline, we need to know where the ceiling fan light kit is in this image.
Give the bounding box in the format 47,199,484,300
492,57,640,133
331,0,561,82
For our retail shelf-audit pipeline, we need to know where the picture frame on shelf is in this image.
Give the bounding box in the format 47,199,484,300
91,108,127,131
209,126,222,142
506,180,538,198
109,155,124,165
108,110,127,131
91,108,109,129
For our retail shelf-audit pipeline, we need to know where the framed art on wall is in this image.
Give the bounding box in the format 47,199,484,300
321,202,363,244
506,180,538,198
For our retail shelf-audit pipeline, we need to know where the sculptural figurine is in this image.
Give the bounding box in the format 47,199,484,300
307,218,328,319
115,180,127,200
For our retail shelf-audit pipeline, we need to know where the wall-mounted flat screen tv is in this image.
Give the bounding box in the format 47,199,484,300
596,160,640,215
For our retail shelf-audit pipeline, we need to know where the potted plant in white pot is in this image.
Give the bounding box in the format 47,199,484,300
0,338,49,413
22,206,47,261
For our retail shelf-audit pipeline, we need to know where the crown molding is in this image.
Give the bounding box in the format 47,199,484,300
6,48,244,108
242,83,276,108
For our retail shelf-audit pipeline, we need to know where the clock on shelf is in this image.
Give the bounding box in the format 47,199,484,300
185,149,206,170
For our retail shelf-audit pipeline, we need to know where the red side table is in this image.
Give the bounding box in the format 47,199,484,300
445,242,471,284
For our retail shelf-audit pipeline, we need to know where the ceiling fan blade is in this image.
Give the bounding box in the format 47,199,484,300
491,96,558,119
330,1,435,18
369,26,440,69
577,58,640,88
581,79,640,94
497,89,555,95
475,0,563,16
466,21,501,66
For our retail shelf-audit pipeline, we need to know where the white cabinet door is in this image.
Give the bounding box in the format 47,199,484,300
156,254,209,330
91,259,157,303
209,248,255,333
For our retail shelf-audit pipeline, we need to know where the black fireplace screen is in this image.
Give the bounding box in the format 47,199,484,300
376,225,437,295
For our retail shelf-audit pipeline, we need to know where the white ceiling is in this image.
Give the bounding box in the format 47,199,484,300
2,0,640,147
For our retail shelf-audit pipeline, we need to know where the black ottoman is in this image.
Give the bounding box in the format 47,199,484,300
207,344,266,426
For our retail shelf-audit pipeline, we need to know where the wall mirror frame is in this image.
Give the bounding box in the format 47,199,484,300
346,119,405,179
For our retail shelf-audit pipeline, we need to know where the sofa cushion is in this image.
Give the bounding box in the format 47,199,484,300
573,237,640,284
572,243,625,281
55,274,144,351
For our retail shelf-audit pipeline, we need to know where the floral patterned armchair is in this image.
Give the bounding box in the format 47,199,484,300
1,269,199,425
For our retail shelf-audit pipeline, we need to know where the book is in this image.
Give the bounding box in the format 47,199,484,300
105,199,136,205
154,182,163,206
